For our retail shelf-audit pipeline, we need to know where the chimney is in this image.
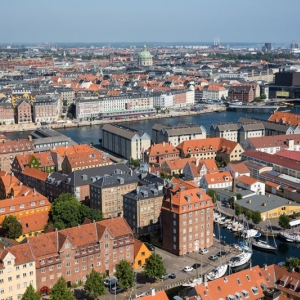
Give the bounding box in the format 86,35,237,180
204,274,208,287
196,158,200,167
28,135,32,141
232,177,236,193
264,264,268,270
163,142,165,146
150,288,155,296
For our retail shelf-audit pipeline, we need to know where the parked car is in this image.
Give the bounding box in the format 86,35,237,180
199,248,209,254
192,263,201,269
183,266,193,272
144,242,155,251
169,273,176,279
104,276,118,287
161,273,171,280
209,255,219,261
217,250,228,257
109,285,126,294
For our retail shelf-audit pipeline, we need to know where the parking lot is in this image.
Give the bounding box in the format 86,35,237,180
96,238,241,300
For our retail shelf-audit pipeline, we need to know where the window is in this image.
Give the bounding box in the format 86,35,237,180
66,270,71,276
66,253,70,258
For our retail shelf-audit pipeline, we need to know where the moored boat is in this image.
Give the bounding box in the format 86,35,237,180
207,264,228,281
252,240,277,252
228,251,252,268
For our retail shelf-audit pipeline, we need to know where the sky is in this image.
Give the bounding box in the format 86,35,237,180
1,0,299,44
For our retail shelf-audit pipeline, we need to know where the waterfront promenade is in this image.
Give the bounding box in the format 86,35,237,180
0,105,225,133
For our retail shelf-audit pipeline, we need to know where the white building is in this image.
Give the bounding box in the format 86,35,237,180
203,85,228,100
0,244,37,300
236,175,265,195
153,93,174,108
102,124,151,159
138,45,153,66
201,171,233,190
76,94,154,119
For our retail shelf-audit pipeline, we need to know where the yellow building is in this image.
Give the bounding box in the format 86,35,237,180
133,240,152,270
236,194,300,221
0,243,37,299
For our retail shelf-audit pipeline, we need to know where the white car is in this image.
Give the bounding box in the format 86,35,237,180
199,248,209,255
183,266,193,272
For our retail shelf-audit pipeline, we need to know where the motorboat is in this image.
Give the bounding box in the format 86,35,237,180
182,277,202,287
241,229,261,238
279,232,300,243
228,251,252,268
207,264,228,281
252,239,277,252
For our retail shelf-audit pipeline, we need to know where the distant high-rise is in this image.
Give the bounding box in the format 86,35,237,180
264,43,272,51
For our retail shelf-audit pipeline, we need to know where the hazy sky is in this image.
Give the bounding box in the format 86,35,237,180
1,0,299,44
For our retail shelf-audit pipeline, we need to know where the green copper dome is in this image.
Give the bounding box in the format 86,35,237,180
139,45,152,59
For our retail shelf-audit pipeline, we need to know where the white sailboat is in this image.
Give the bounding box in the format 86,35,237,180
252,219,277,252
208,211,228,280
229,219,252,268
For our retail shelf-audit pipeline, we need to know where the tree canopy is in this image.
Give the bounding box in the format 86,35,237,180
115,259,135,288
251,211,262,225
21,284,40,300
207,189,217,203
285,257,300,271
84,269,106,300
2,215,22,239
50,277,75,300
143,252,166,279
49,193,102,230
279,214,290,230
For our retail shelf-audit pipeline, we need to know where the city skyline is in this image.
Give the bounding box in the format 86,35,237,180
1,0,299,44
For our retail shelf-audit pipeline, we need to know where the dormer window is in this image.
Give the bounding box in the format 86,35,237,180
203,147,206,151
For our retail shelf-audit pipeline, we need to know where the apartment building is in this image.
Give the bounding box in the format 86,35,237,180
61,150,112,174
202,84,228,100
75,93,155,120
210,123,265,143
90,172,139,218
153,92,174,108
102,124,151,160
243,133,300,153
25,217,134,296
144,142,180,165
183,158,218,187
0,139,34,173
161,179,214,256
50,144,100,171
201,171,233,190
123,184,164,235
152,123,206,147
0,243,36,300
236,175,265,195
15,99,32,124
12,152,56,176
0,191,50,239
45,163,130,202
33,95,61,123
177,137,244,162
0,98,14,125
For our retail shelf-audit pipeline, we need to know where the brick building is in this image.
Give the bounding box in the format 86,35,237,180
161,179,214,256
144,142,180,165
15,98,32,124
0,139,34,173
24,217,134,296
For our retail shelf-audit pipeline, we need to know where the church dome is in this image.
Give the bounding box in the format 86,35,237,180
139,45,152,59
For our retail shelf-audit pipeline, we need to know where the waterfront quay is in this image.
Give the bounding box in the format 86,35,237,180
93,241,241,300
0,104,225,133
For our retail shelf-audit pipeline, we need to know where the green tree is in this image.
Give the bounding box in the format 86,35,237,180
50,277,75,300
115,259,135,288
49,193,102,230
285,257,300,271
143,253,166,279
260,94,267,100
207,189,217,203
251,211,262,225
245,210,252,221
129,158,140,168
2,215,22,239
279,214,290,230
21,284,40,300
84,269,106,300
229,196,235,208
235,205,243,219
67,103,76,119
236,193,242,200
50,194,81,229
